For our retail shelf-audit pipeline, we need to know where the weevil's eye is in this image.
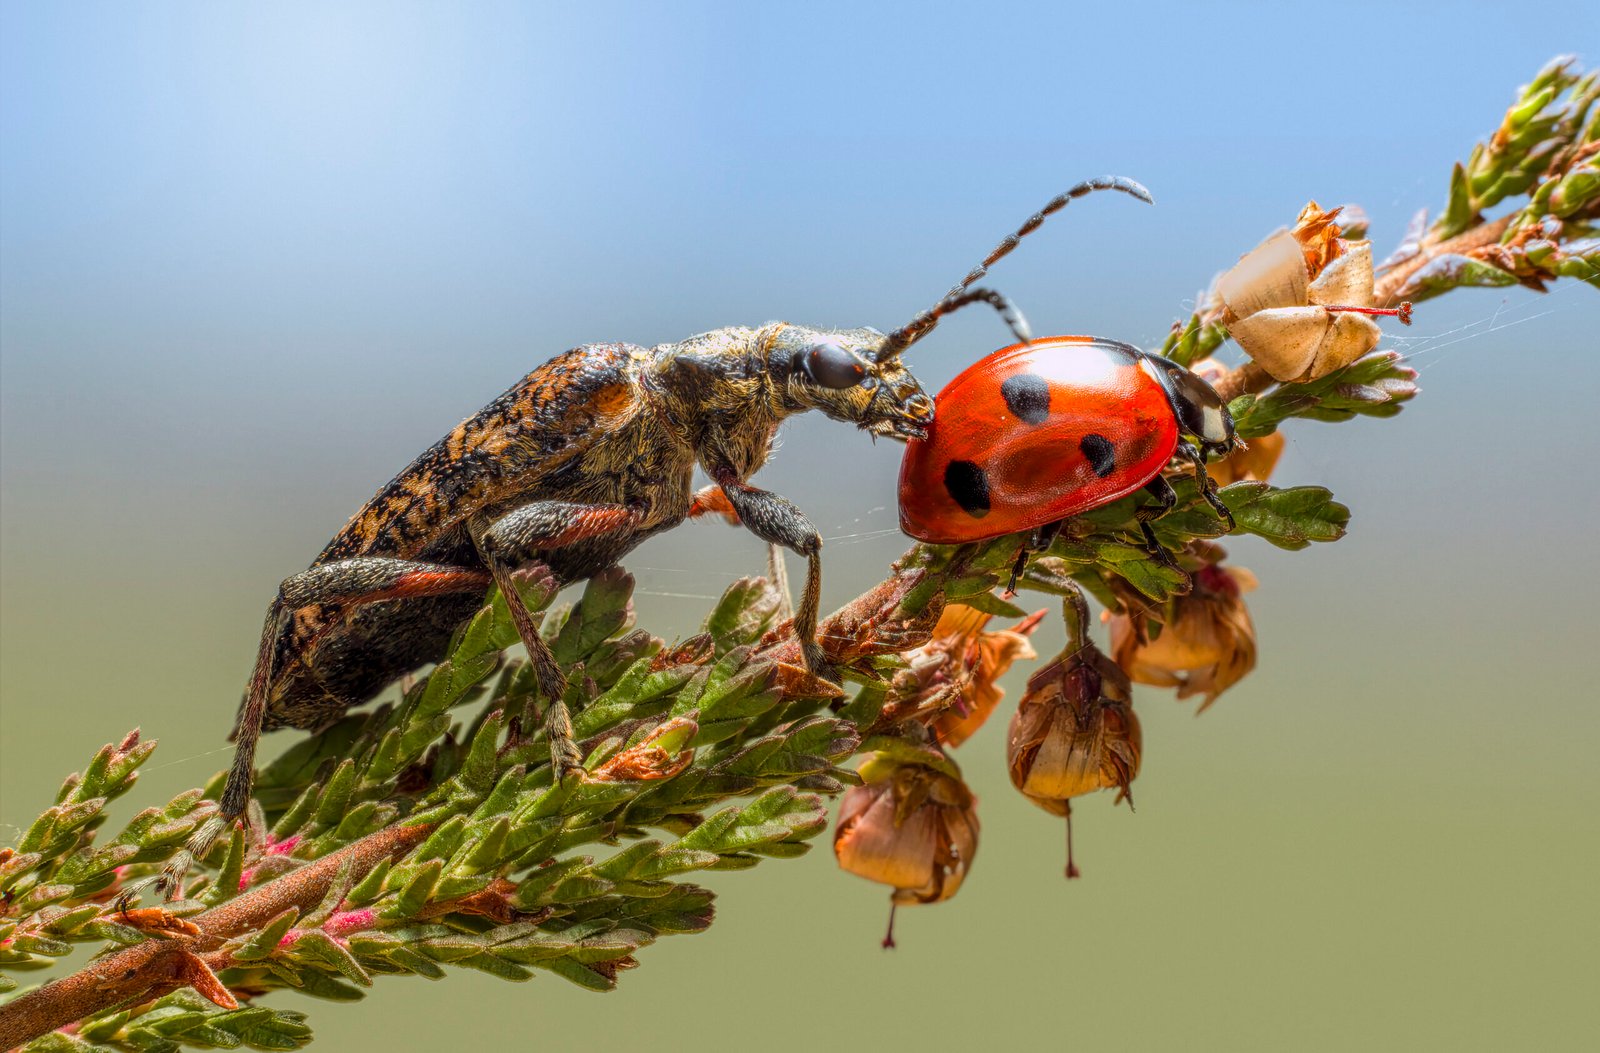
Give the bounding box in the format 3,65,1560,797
800,340,869,389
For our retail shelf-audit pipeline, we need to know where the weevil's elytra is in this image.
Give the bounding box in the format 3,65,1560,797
146,175,1156,902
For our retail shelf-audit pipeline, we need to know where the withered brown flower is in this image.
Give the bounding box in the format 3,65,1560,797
888,602,1043,747
1006,590,1141,878
1216,201,1407,383
833,751,979,946
1108,563,1258,711
591,716,696,782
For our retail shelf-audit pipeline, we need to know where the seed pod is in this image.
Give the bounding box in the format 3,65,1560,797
833,748,979,946
1006,589,1140,878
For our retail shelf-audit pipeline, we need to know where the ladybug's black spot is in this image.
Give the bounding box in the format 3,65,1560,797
1000,373,1051,425
944,460,991,518
1080,433,1116,478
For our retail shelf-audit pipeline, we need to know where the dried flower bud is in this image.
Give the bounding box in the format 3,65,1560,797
834,751,979,945
1217,203,1409,383
887,603,1043,746
1006,591,1140,878
1108,563,1259,711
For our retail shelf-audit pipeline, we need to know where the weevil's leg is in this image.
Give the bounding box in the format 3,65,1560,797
687,484,740,525
135,559,492,903
472,501,644,781
708,467,830,677
1136,475,1179,567
1178,441,1235,531
690,487,793,617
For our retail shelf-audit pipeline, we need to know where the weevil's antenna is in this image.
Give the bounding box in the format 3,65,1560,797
875,175,1154,362
889,284,1036,358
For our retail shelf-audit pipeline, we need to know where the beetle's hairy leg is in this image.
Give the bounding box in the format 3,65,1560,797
120,600,285,907
1180,441,1235,531
691,488,794,618
1136,476,1180,569
473,501,644,782
709,468,832,678
124,560,495,905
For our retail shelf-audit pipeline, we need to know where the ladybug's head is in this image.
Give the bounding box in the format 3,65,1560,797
1141,354,1238,457
771,324,934,440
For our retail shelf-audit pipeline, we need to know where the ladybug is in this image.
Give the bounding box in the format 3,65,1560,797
898,335,1237,569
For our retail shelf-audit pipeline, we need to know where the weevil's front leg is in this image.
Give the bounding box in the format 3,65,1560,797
142,559,492,903
688,486,793,618
471,501,644,781
707,466,830,677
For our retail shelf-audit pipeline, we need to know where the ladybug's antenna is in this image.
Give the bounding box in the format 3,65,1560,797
876,175,1154,362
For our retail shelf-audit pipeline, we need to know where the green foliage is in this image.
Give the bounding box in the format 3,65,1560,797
1230,352,1419,439
1391,56,1598,301
2,571,857,1048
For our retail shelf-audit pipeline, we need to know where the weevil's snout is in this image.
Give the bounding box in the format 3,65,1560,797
864,370,934,441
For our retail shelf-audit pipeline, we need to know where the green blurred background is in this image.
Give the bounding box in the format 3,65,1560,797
3,2,1596,1049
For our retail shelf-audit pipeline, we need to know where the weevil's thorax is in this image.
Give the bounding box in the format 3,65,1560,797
645,323,935,472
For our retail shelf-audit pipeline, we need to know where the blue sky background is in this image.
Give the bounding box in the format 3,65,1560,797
3,3,1597,1049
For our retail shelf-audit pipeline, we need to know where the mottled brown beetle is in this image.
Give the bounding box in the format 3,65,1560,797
150,175,1153,898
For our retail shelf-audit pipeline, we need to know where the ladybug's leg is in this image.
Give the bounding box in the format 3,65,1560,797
1136,476,1180,567
1006,519,1065,595
1177,442,1235,531
707,466,831,678
472,502,645,782
133,559,492,904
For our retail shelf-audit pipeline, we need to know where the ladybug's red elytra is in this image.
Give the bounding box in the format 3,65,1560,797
898,335,1237,563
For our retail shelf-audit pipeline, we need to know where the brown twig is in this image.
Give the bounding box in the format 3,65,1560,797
0,822,433,1050
1371,214,1514,307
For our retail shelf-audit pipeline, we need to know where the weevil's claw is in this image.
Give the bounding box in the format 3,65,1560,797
800,642,842,694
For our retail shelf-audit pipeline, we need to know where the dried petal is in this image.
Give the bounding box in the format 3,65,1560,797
1291,201,1346,276
877,603,1046,746
834,759,979,906
1006,650,1141,814
1217,231,1309,319
1108,564,1258,711
1227,306,1381,382
1306,241,1375,306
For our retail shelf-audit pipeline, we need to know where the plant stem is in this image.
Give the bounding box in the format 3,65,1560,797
0,823,432,1049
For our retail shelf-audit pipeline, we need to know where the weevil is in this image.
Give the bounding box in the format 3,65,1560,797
149,175,1154,898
